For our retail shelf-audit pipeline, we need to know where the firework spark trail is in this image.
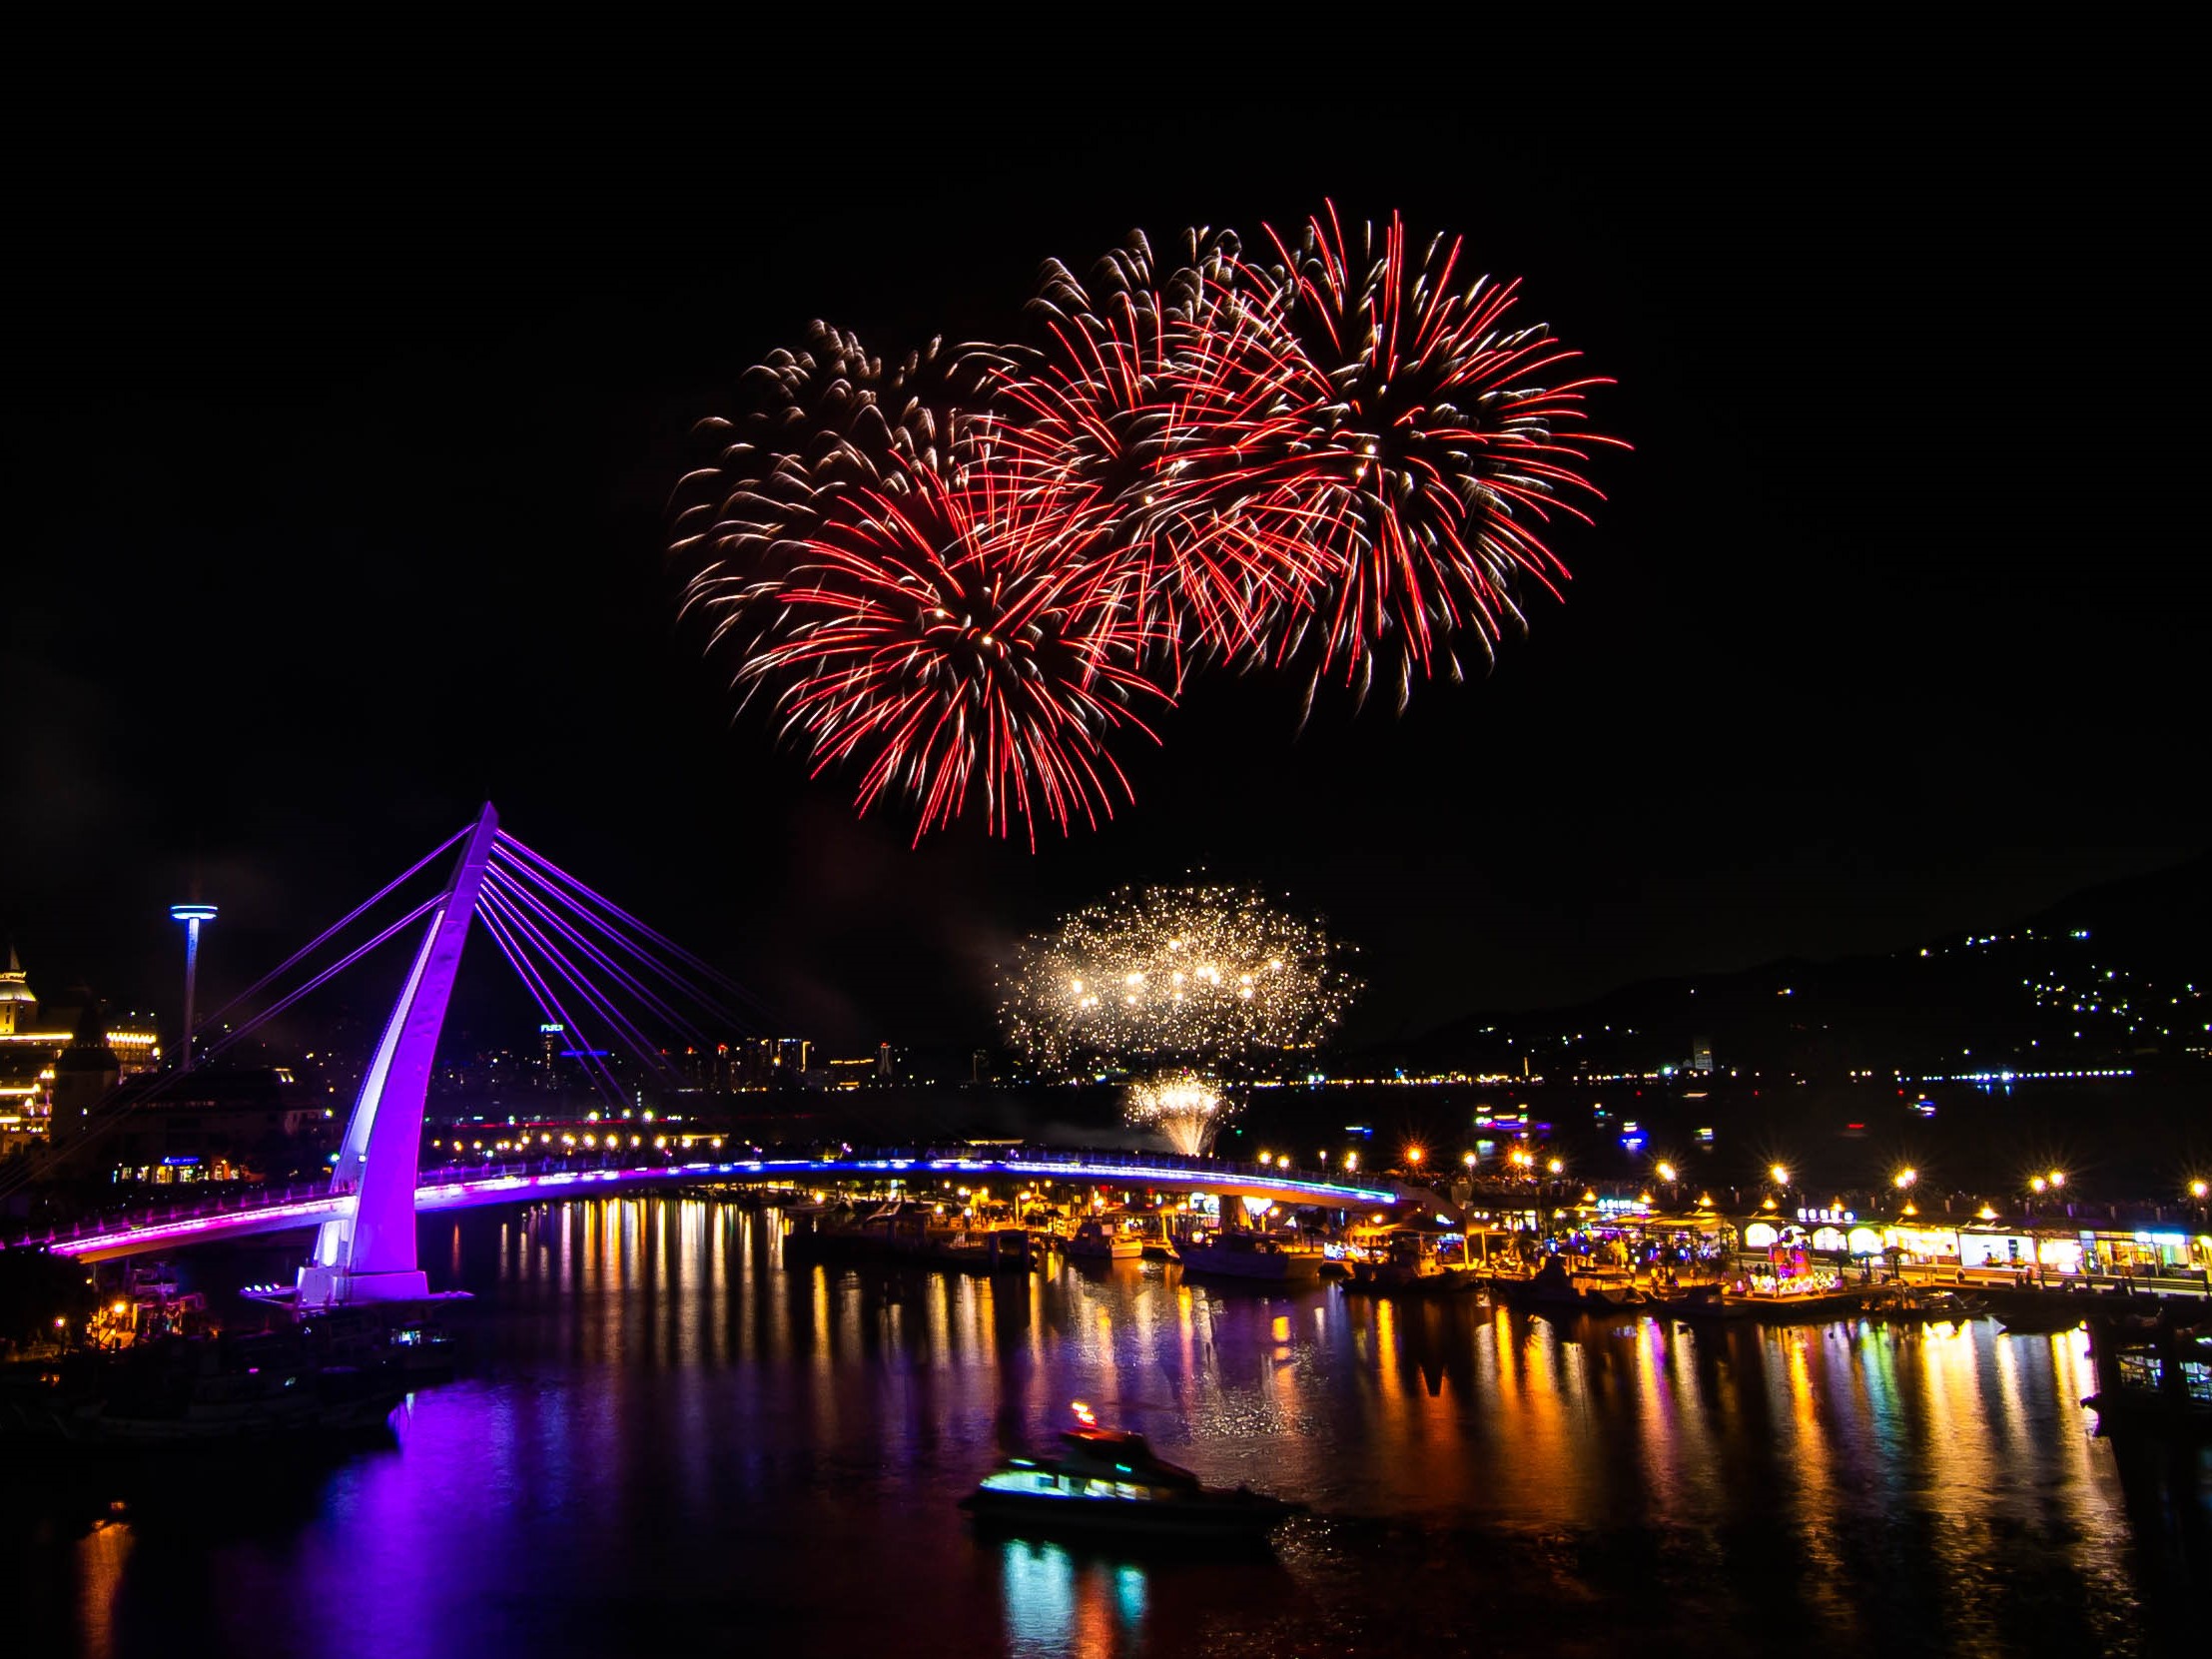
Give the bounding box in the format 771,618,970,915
995,229,1318,667
999,883,1357,1077
1230,205,1627,709
984,228,1337,674
741,459,1169,847
670,324,1007,666
672,208,1619,839
1124,1074,1236,1158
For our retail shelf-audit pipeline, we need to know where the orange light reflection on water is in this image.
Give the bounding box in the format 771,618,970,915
402,1202,2160,1652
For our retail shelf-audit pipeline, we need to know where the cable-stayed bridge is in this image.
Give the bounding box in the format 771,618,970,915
3,806,1431,1287
24,1149,1411,1264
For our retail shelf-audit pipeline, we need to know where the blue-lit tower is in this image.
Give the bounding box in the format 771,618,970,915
170,902,217,1071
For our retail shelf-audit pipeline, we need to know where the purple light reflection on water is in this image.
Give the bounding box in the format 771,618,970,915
13,1198,2204,1659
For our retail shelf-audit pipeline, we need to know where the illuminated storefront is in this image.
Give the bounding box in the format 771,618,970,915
2080,1228,2208,1273
1959,1226,2036,1269
1881,1223,1960,1264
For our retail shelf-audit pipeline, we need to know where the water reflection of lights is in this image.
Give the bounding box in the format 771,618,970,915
281,1206,2180,1641
999,1539,1146,1658
74,1519,133,1659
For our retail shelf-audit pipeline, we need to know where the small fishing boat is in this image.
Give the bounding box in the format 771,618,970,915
1660,1282,1871,1325
1175,1231,1325,1284
0,1328,410,1454
962,1403,1302,1539
1064,1216,1144,1261
1997,1297,2088,1335
1497,1257,1649,1311
1875,1288,1988,1324
1344,1228,1480,1294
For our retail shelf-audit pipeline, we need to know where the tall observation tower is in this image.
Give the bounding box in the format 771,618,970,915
170,903,217,1071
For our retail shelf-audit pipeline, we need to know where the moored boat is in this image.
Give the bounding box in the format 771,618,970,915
1874,1287,1989,1324
1998,1302,2087,1335
1175,1231,1325,1284
1065,1216,1145,1261
1496,1256,1649,1311
1345,1228,1480,1294
0,1329,410,1454
1659,1284,1872,1325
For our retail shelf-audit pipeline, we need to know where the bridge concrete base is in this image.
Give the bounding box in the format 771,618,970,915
296,1264,430,1309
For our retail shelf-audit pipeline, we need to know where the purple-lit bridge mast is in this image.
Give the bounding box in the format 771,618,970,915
297,803,500,1309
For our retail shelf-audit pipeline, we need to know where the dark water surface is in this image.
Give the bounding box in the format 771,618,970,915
11,1199,2207,1657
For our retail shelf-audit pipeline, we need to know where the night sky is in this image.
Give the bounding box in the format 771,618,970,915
4,110,2200,1053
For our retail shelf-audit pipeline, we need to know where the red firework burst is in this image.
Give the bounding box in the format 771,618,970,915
740,459,1170,846
670,323,1002,655
983,231,1330,670
673,210,1621,842
1240,203,1626,710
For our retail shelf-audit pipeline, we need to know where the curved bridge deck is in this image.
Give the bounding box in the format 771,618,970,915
11,1149,1429,1263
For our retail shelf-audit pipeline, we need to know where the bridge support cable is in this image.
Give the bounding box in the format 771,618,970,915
489,832,776,1028
472,894,631,1118
484,842,765,1039
490,831,760,1004
475,882,681,1088
191,822,471,1045
194,895,442,1070
479,867,713,1050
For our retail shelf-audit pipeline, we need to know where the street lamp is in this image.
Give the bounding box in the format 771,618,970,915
2191,1179,2208,1200
1656,1161,1678,1184
1546,1157,1564,1176
1894,1168,1917,1191
1404,1146,1424,1169
1462,1151,1477,1170
2047,1170,2065,1190
1770,1164,1790,1188
170,902,218,1072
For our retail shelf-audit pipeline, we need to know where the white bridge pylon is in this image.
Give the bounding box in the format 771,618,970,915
297,803,500,1309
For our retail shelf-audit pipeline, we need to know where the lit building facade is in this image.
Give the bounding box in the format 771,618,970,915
0,952,161,1153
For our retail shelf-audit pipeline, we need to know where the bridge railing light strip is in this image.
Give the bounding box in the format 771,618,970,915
32,1150,1413,1256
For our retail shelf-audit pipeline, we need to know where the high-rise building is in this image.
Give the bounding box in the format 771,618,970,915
733,1037,777,1088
